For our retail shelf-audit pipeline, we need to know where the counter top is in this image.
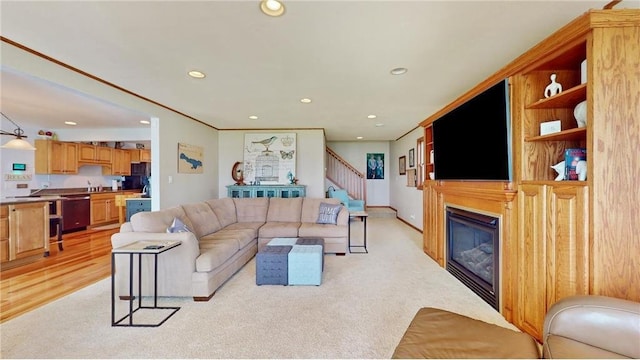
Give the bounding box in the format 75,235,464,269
0,196,65,206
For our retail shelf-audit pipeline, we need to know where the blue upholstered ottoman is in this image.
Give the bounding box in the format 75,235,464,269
288,244,323,286
267,238,299,246
296,237,324,270
256,245,292,285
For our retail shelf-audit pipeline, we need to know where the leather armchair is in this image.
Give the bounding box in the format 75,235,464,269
328,188,364,212
543,295,640,359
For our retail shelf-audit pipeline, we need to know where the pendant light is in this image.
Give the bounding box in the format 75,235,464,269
0,112,36,150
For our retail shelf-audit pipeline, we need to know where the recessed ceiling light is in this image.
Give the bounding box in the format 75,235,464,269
300,98,312,104
188,70,206,79
375,123,384,127
367,114,377,119
260,0,285,17
64,121,77,126
140,120,150,125
390,67,408,75
356,136,363,140
249,115,258,120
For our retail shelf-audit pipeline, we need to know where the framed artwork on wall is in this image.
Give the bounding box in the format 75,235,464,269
367,153,384,180
178,143,204,174
399,156,406,175
243,133,296,184
408,148,415,168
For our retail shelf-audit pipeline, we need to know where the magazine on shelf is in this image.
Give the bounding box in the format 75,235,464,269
564,148,587,181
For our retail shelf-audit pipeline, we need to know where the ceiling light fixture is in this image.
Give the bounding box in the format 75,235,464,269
367,115,377,119
64,121,77,126
140,120,150,125
188,70,206,79
375,123,384,127
0,112,36,150
356,136,363,140
390,67,408,75
300,98,312,104
249,115,259,120
260,0,285,17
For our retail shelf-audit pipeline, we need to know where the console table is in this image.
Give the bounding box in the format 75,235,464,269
227,185,306,198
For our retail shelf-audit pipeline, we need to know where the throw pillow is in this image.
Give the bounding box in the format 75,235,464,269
166,217,191,233
316,202,341,225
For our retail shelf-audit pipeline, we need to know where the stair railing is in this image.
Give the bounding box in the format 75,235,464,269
326,147,366,204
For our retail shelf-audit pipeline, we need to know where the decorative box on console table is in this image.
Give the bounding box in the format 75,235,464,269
226,185,306,198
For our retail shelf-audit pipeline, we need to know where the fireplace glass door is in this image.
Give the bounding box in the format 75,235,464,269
446,207,499,309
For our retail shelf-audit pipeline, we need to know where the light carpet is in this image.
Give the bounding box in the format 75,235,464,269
0,218,517,359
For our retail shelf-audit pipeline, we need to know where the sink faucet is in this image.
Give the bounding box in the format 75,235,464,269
87,181,92,192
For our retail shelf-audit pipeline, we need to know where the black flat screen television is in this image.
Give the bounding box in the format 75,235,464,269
433,78,512,181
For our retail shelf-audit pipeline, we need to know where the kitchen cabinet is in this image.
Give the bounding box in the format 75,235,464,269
78,144,112,164
130,149,151,163
35,140,78,174
90,192,119,226
106,149,131,176
0,202,49,265
0,206,9,262
140,149,151,162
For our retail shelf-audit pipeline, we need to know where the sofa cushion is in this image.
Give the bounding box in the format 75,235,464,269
182,202,222,238
299,222,348,238
206,198,237,228
166,217,192,233
234,198,269,222
267,197,303,222
316,202,342,224
130,206,193,233
202,228,256,249
259,221,301,238
196,239,239,272
301,197,341,223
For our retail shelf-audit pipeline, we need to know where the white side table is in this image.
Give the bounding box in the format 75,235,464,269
348,211,369,254
111,240,181,327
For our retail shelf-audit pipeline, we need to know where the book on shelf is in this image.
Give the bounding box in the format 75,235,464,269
564,148,587,181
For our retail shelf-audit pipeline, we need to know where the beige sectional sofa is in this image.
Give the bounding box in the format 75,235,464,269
111,197,348,301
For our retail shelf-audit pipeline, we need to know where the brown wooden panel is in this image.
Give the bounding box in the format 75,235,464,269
546,185,589,307
516,184,547,341
590,25,640,301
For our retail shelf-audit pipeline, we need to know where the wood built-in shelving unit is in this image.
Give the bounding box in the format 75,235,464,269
424,125,434,180
420,9,640,341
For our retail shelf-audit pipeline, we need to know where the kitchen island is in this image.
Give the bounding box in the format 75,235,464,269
0,196,64,268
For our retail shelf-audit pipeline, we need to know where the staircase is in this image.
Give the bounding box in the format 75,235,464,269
326,147,366,205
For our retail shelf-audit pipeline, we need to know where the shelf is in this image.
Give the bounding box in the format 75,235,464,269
525,127,586,142
526,83,586,109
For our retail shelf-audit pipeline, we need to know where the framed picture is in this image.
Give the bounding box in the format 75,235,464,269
408,148,415,168
178,143,204,173
399,156,406,175
366,153,384,180
243,133,296,184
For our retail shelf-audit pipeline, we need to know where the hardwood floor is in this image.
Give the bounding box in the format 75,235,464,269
0,226,118,323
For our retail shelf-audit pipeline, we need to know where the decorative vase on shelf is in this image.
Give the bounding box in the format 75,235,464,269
574,100,587,128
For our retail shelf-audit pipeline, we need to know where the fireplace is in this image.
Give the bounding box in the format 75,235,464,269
446,207,499,310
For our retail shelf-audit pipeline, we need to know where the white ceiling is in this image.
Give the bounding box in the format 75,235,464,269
1,1,631,141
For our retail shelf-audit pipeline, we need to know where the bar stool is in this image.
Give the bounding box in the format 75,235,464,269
49,214,63,251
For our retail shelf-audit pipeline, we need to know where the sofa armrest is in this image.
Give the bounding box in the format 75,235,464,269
111,231,201,262
543,295,640,359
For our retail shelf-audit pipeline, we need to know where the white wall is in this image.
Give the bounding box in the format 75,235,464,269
218,129,326,198
389,127,424,231
326,141,390,206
